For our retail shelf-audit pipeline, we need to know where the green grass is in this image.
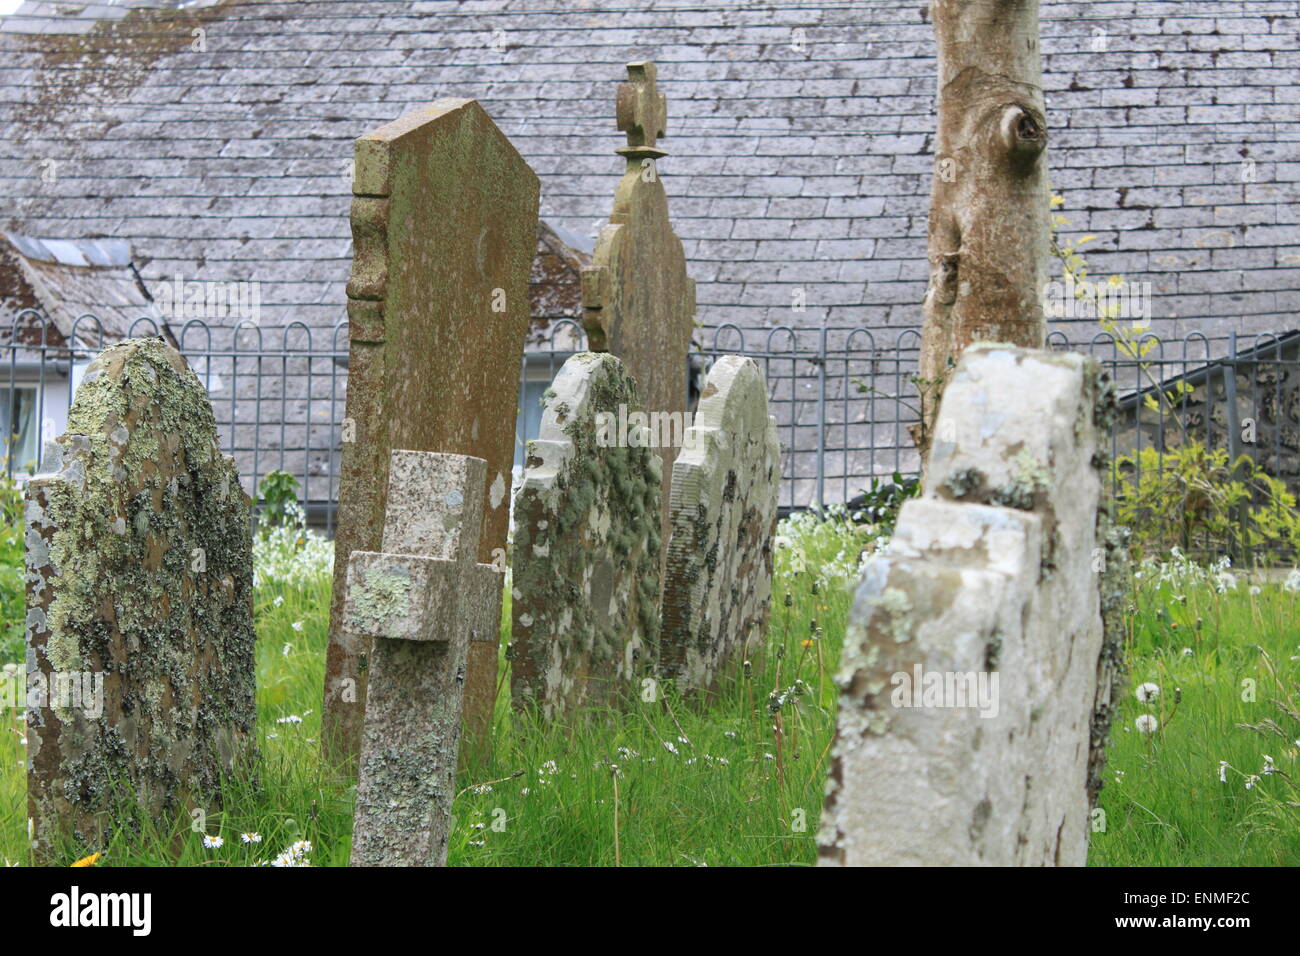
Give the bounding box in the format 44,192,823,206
1090,557,1300,866
1,508,1296,867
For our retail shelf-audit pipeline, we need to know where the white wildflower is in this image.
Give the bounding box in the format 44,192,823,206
1135,682,1160,703
1135,714,1159,734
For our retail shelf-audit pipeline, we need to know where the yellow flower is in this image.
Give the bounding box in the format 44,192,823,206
71,852,101,868
801,639,815,648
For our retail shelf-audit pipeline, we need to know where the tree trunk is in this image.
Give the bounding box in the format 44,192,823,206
915,0,1050,462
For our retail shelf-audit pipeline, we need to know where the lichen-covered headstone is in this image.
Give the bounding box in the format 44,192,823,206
325,99,540,769
348,451,501,867
660,357,781,695
818,344,1125,867
24,337,256,858
581,62,696,560
510,352,662,720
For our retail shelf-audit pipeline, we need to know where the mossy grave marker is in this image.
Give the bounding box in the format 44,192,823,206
510,352,662,720
325,98,539,770
24,337,257,859
347,450,502,867
660,356,781,696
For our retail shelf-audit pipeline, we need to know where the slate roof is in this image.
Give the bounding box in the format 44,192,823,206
0,232,164,348
0,0,1297,346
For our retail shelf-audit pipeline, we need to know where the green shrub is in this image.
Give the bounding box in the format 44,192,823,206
1112,441,1300,563
256,469,303,532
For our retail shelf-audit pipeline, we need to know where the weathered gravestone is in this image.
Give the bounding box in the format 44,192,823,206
581,62,696,557
325,99,539,770
511,352,662,720
660,356,781,695
818,344,1125,867
347,450,500,867
24,337,257,857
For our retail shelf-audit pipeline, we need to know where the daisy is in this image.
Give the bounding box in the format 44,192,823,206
202,835,224,849
241,832,263,844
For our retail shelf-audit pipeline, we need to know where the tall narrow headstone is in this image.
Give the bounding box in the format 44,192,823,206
818,345,1125,867
511,352,662,720
324,99,540,770
581,62,696,558
660,356,781,695
25,337,257,858
348,451,500,867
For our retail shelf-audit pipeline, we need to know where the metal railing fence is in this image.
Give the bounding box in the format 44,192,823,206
4,312,1298,561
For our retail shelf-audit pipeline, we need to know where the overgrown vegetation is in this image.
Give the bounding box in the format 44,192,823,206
1,475,1296,866
1091,553,1300,866
1113,443,1300,563
0,476,22,667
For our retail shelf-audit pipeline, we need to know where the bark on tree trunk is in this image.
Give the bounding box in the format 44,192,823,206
915,0,1050,462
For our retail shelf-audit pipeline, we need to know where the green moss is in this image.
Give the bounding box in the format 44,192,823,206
941,467,986,501
510,352,661,717
29,337,258,853
349,567,412,632
991,450,1051,511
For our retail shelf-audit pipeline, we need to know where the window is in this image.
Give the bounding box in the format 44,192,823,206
1,385,38,471
514,377,551,473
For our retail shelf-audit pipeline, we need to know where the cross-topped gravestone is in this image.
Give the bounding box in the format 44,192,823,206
510,353,663,720
348,450,501,867
24,337,257,859
661,357,782,695
324,99,539,771
616,61,667,152
582,62,696,565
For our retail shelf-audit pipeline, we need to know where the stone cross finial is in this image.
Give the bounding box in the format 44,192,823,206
347,450,503,867
616,61,667,158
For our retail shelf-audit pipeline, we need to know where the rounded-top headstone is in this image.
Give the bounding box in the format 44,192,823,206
25,336,256,857
510,351,662,720
660,356,781,695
